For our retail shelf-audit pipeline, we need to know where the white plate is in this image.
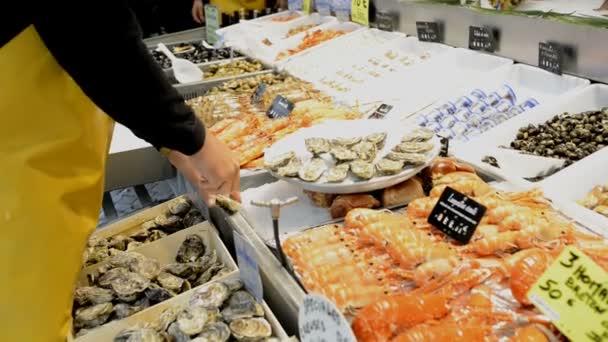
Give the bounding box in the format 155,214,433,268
263,119,440,194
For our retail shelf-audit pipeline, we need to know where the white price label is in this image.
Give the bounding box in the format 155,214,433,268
299,294,356,342
233,231,264,302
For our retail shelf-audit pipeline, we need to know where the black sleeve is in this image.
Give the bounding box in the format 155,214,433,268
33,0,204,156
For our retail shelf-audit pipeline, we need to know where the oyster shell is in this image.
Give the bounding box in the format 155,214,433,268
168,322,190,342
350,160,375,180
108,235,130,251
163,262,203,279
98,267,130,288
196,322,231,342
183,209,205,227
140,220,159,232
189,282,230,308
305,138,330,155
157,272,186,292
194,262,224,287
83,245,109,266
113,302,147,320
394,141,433,154
276,157,302,177
216,195,241,214
298,158,326,182
145,283,175,303
74,286,114,306
147,229,167,242
176,234,206,263
330,146,358,163
114,328,164,342
385,151,427,166
224,279,244,292
211,267,233,281
366,132,387,148
154,214,183,233
331,136,361,147
376,158,404,175
264,151,295,171
177,306,209,335
111,271,150,301
352,141,377,162
326,163,350,183
221,291,264,322
74,303,113,329
169,198,192,216
127,241,144,251
229,317,272,341
131,256,161,280
156,307,181,332
402,128,434,142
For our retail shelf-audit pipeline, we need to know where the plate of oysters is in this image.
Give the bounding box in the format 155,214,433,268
263,119,440,194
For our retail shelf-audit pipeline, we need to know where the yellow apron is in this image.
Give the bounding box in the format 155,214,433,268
0,26,113,341
211,0,266,21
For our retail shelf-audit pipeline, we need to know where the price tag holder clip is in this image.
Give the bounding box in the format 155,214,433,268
267,95,295,119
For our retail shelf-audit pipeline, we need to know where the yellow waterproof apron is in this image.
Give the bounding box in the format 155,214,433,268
0,26,113,341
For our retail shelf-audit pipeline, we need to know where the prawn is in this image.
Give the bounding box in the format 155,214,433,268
407,256,462,286
344,208,395,230
391,320,491,342
509,325,549,342
208,118,237,135
509,249,554,306
405,197,438,219
463,231,519,257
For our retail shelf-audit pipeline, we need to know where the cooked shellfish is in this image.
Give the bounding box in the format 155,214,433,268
401,128,434,142
277,157,302,177
332,137,361,147
376,158,404,175
366,132,387,148
326,163,350,183
305,138,330,155
352,141,377,162
394,141,433,154
298,158,326,182
350,160,375,180
386,151,427,166
229,317,272,340
264,151,295,171
330,146,358,162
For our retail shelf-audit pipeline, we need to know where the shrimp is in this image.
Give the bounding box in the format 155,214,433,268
406,197,438,219
242,157,265,169
509,249,553,306
344,208,394,230
234,136,273,166
387,241,456,270
431,172,492,197
392,320,491,342
471,224,500,241
215,120,251,143
408,256,462,286
208,118,237,135
351,293,451,341
427,157,476,180
463,231,519,257
509,325,549,342
324,283,389,311
515,222,576,249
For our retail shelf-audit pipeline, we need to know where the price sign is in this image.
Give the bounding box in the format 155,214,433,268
439,136,449,157
204,5,220,45
267,95,295,119
468,26,496,52
416,21,441,43
375,12,397,32
427,186,486,244
539,42,562,75
299,294,357,342
251,82,267,104
316,0,331,16
369,103,393,119
351,0,369,26
303,0,312,14
233,231,264,302
529,246,608,342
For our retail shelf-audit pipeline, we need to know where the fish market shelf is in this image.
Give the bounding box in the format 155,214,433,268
166,58,273,87
73,272,287,342
174,69,277,99
72,222,238,340
143,28,207,47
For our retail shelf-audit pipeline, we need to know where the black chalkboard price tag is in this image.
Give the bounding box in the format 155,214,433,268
538,42,562,75
427,186,486,244
369,103,393,119
251,82,267,104
416,21,440,43
468,26,496,52
267,95,295,119
439,136,449,157
375,12,397,32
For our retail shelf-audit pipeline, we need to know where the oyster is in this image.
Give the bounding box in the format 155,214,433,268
376,158,404,175
98,267,130,288
264,151,295,171
113,302,147,320
164,262,203,279
141,220,159,232
111,271,150,302
331,136,361,147
194,262,224,287
145,283,175,303
366,132,387,148
199,250,219,270
74,303,113,329
83,245,109,266
330,146,358,163
127,241,144,251
189,282,230,309
229,317,272,341
305,138,330,155
109,251,144,269
147,229,167,242
402,128,434,142
326,163,350,183
204,307,222,323
74,286,114,306
108,235,130,251
169,198,192,216
157,272,186,292
224,279,244,292
183,209,205,227
196,322,231,342
88,236,109,248
168,322,190,342
156,307,181,332
394,141,433,154
216,195,241,214
221,291,264,322
154,214,183,233
350,160,375,180
298,158,326,182
277,157,302,177
385,151,427,166
176,235,206,263
211,267,232,281
131,256,161,280
177,306,209,335
114,328,164,342
352,141,377,162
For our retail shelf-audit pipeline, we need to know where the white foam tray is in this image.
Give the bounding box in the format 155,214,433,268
454,83,604,186
259,13,337,42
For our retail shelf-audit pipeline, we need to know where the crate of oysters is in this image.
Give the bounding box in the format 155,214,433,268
74,272,289,342
72,222,237,339
82,195,205,268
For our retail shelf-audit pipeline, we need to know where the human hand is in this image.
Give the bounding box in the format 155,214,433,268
168,133,240,207
192,0,205,24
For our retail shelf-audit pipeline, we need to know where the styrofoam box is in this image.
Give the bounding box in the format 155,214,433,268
73,223,238,340
260,13,337,41
454,83,604,187
343,47,514,116
216,10,304,37
74,272,288,342
540,139,608,237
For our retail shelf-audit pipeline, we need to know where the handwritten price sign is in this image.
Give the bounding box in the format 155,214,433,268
528,246,608,342
351,0,369,26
